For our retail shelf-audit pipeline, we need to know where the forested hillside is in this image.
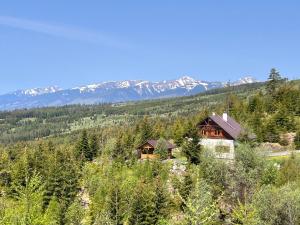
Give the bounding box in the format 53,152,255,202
0,81,267,144
0,69,300,224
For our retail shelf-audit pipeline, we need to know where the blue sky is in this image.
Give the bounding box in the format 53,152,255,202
0,0,299,94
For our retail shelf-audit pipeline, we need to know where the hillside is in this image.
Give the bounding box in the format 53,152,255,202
0,82,265,144
1,76,300,224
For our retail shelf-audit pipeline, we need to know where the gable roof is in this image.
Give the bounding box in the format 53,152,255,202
138,139,176,149
200,114,242,140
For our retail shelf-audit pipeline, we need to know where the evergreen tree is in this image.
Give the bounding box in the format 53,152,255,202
111,134,126,162
172,118,185,146
154,138,169,160
129,182,156,225
247,95,263,113
179,173,193,207
107,182,124,225
89,134,99,160
44,149,79,211
121,132,135,161
153,177,169,222
248,112,263,142
135,116,153,146
76,130,91,161
43,197,62,225
273,107,295,132
10,174,45,225
65,198,85,225
266,68,282,95
182,125,201,164
263,119,280,143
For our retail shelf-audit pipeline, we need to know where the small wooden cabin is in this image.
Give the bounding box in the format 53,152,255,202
137,140,176,160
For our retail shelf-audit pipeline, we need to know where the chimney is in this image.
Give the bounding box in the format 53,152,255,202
222,112,228,122
212,112,216,116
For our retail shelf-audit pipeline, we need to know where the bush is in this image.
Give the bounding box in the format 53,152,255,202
154,138,169,160
294,131,300,149
215,145,230,153
279,137,289,146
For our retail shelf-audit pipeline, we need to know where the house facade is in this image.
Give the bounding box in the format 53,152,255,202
197,113,242,159
137,140,176,160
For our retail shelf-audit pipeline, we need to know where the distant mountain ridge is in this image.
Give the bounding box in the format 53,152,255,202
0,76,258,110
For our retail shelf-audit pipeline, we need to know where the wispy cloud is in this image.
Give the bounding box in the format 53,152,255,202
0,15,130,49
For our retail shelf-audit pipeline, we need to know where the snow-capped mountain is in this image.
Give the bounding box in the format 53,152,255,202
0,76,259,110
71,76,221,94
13,86,62,96
232,76,258,86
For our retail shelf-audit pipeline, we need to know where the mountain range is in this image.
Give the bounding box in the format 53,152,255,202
0,76,258,111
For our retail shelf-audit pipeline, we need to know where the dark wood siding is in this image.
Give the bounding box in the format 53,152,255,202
198,118,233,140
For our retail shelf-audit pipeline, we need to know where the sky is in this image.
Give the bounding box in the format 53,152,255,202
0,0,300,94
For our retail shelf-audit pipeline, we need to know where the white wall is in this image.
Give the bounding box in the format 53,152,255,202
200,138,235,159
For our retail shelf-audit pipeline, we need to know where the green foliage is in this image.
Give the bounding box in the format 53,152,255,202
107,181,125,224
0,174,45,225
43,197,62,225
44,148,79,210
232,200,259,225
233,145,265,203
172,118,186,146
184,179,219,225
89,134,99,159
266,68,283,96
153,177,170,221
199,151,231,196
182,125,201,164
179,173,194,205
135,116,153,147
252,184,300,225
128,181,157,225
294,130,300,149
260,162,279,186
65,198,85,225
277,154,300,185
0,81,266,144
0,74,299,225
154,138,169,160
76,130,93,161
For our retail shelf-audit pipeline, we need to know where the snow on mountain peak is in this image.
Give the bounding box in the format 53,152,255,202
118,81,131,88
176,76,196,85
233,76,258,85
171,76,203,90
179,75,196,81
10,75,259,98
15,86,61,96
0,75,264,110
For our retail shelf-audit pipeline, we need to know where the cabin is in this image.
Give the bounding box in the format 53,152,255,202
137,140,176,160
197,112,242,159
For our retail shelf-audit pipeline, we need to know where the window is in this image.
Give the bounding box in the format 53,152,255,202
215,145,230,153
214,130,221,136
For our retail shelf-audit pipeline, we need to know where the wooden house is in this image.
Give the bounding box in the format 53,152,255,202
137,140,176,160
197,112,242,159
